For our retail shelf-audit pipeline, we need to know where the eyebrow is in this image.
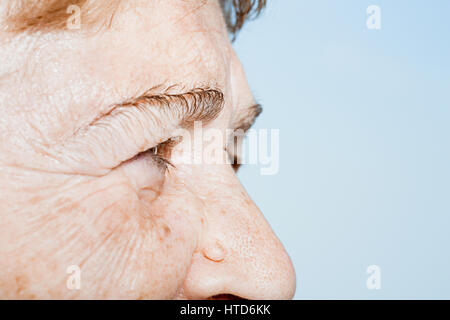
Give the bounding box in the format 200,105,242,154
96,87,226,129
59,85,261,173
87,86,261,134
232,103,263,132
67,85,261,161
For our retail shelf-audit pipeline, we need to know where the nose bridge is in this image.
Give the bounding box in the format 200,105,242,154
182,167,296,299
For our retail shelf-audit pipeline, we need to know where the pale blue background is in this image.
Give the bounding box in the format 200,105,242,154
234,0,450,299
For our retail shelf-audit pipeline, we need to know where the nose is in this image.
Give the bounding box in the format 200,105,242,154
180,166,296,300
178,48,295,299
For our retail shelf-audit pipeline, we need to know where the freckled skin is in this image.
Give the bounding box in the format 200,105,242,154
0,0,295,299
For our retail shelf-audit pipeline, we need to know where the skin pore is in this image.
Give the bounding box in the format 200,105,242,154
0,0,295,299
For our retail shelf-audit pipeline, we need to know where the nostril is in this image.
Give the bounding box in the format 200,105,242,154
208,294,246,300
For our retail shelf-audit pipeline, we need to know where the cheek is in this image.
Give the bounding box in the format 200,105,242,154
136,178,206,298
0,171,203,299
129,204,199,298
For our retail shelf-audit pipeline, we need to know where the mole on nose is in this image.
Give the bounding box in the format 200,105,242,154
202,240,226,262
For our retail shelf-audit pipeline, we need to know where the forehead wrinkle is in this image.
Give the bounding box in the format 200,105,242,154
171,0,208,27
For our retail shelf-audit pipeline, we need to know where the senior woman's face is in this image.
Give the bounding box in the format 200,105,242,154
0,0,295,299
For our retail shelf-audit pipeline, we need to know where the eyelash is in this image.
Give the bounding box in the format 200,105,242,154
140,138,179,173
145,147,173,172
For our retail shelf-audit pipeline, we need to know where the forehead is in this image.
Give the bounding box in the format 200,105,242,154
1,0,232,84
0,0,234,137
121,0,232,89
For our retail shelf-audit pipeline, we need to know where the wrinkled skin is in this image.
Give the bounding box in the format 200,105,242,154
0,0,295,299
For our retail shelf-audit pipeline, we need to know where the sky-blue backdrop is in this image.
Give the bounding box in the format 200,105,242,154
234,0,450,299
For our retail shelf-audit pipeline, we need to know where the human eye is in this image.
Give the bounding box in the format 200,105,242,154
132,137,180,173
110,136,182,197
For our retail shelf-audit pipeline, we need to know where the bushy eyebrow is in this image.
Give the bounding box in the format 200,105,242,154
57,86,259,173
58,87,226,172
96,86,261,134
232,103,262,132
68,86,261,154
90,87,225,131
